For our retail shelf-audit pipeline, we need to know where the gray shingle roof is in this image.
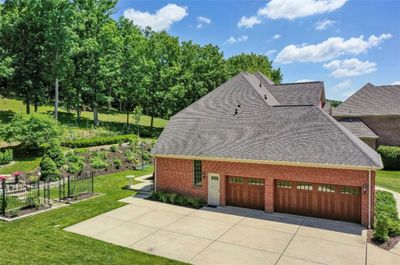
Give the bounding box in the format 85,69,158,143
333,83,400,116
339,118,379,138
153,73,382,169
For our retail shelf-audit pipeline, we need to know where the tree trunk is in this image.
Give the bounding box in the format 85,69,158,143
76,88,80,121
126,112,130,125
34,94,39,112
93,102,99,126
54,77,59,120
25,92,30,114
150,113,154,129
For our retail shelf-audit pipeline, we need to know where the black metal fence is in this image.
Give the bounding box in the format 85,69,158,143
59,172,94,200
1,172,94,217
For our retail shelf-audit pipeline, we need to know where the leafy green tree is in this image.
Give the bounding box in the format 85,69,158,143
226,53,282,84
39,0,76,120
39,156,60,180
132,105,143,138
0,113,64,150
42,138,65,168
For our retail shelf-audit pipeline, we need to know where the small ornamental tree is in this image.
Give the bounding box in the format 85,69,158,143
0,113,64,151
132,105,143,139
43,138,65,168
39,157,60,181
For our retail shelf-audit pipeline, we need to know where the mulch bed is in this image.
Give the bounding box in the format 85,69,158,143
367,230,400,251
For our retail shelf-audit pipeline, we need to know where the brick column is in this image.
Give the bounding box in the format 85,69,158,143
265,177,274,212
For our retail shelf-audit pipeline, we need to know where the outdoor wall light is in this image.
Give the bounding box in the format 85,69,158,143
363,184,368,193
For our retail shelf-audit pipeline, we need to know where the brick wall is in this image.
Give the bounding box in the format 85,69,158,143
155,157,375,226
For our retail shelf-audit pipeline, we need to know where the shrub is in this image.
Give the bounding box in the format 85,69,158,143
374,214,390,242
377,145,400,170
0,149,13,165
62,134,138,148
375,191,399,221
0,113,64,151
65,151,80,163
109,145,118,152
39,157,60,180
26,193,40,208
42,138,65,168
67,161,85,174
113,159,122,169
388,219,400,237
150,191,206,209
124,150,135,162
90,157,108,169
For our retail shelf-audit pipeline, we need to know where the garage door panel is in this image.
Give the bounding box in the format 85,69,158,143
226,176,264,210
275,180,361,223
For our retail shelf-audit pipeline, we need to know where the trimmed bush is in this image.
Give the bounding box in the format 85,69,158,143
150,191,206,209
0,149,13,165
388,219,400,237
62,134,138,148
42,138,65,168
374,214,390,242
90,157,108,169
377,145,400,170
39,157,60,180
375,190,399,220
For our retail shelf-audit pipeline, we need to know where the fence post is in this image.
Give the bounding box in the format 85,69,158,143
68,175,71,198
1,180,6,215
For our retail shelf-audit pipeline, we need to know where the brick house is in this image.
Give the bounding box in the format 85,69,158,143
152,72,383,227
332,83,400,149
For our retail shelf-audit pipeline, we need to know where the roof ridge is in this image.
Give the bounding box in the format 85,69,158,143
239,73,280,106
275,81,323,85
316,107,382,168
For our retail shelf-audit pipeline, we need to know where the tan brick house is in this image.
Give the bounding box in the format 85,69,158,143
333,83,400,149
152,72,383,227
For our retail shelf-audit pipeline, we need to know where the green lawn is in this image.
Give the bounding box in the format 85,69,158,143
376,170,400,193
0,168,184,265
0,97,167,128
0,156,41,174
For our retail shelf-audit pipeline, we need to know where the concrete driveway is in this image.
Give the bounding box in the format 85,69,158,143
65,197,399,265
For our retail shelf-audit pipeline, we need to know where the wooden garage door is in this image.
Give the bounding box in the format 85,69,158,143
226,176,264,210
274,180,361,223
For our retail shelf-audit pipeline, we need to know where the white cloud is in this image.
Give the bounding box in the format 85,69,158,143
272,34,281,40
391,81,400,85
226,35,248,44
123,4,188,32
332,80,352,91
296,79,314,82
257,0,347,20
315,19,336,30
323,58,376,77
197,16,211,29
265,49,277,56
275,33,392,64
237,16,261,28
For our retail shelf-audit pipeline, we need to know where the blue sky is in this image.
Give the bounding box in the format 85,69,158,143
114,0,400,101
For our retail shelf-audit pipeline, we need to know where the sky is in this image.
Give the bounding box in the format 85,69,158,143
113,0,400,101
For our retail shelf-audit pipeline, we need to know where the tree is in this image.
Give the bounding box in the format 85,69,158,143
132,105,143,138
226,53,282,84
140,30,181,129
0,5,14,79
0,113,64,150
39,156,60,180
39,0,76,120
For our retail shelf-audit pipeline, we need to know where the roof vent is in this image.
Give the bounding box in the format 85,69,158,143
264,95,268,100
234,108,238,116
259,83,262,87
237,104,241,108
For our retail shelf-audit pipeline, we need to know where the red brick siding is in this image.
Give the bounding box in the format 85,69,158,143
155,157,375,226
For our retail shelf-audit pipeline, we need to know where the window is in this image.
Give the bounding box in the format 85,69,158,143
341,187,360,195
318,185,335,193
297,183,313,191
228,177,243,184
276,180,292,189
249,178,264,185
193,160,202,186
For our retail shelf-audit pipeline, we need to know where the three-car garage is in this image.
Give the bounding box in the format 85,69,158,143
225,176,362,223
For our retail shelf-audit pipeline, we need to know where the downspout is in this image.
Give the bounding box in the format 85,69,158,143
154,157,157,192
368,169,371,229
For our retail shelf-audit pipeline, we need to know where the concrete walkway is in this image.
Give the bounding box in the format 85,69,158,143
65,197,400,265
376,186,400,218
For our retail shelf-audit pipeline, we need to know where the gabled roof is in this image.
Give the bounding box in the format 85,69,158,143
153,73,382,169
339,118,378,139
333,83,400,116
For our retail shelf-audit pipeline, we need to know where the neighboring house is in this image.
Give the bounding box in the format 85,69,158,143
152,72,383,227
333,83,400,148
